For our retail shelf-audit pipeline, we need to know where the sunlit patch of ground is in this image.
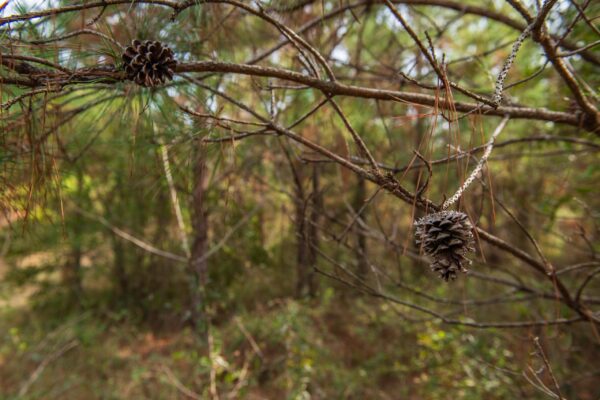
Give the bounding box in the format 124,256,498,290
0,251,57,309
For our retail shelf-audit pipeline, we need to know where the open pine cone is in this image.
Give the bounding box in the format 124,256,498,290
122,40,177,87
415,211,475,281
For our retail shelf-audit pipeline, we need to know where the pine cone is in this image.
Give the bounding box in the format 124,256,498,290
415,211,475,281
122,40,177,87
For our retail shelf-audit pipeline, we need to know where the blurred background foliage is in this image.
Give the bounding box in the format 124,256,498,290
1,0,599,398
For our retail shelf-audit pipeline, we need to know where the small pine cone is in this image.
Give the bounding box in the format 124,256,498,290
122,40,177,87
415,211,475,281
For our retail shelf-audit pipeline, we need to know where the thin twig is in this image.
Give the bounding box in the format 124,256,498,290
157,134,191,258
533,337,565,400
442,115,509,210
18,340,79,397
74,206,188,262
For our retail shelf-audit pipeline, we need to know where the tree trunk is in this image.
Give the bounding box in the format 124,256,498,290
294,164,321,298
294,168,310,298
64,167,84,301
111,235,128,297
109,174,129,302
354,177,369,279
190,138,209,335
280,142,319,298
306,165,321,296
64,241,82,299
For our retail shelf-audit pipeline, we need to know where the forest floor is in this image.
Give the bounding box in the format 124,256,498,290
0,288,522,400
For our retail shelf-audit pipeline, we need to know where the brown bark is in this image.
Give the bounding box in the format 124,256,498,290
295,196,310,298
353,177,369,279
189,138,209,334
111,235,128,297
63,167,84,301
285,145,319,298
307,165,321,296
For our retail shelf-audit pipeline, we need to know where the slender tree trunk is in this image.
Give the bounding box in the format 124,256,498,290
65,239,82,299
289,159,316,298
306,165,321,296
293,164,321,298
109,175,129,301
112,235,128,296
281,143,318,298
64,167,84,301
190,138,209,335
354,177,369,279
294,172,310,298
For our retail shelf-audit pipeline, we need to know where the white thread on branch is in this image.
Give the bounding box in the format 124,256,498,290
493,0,558,106
442,0,554,210
442,116,510,210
